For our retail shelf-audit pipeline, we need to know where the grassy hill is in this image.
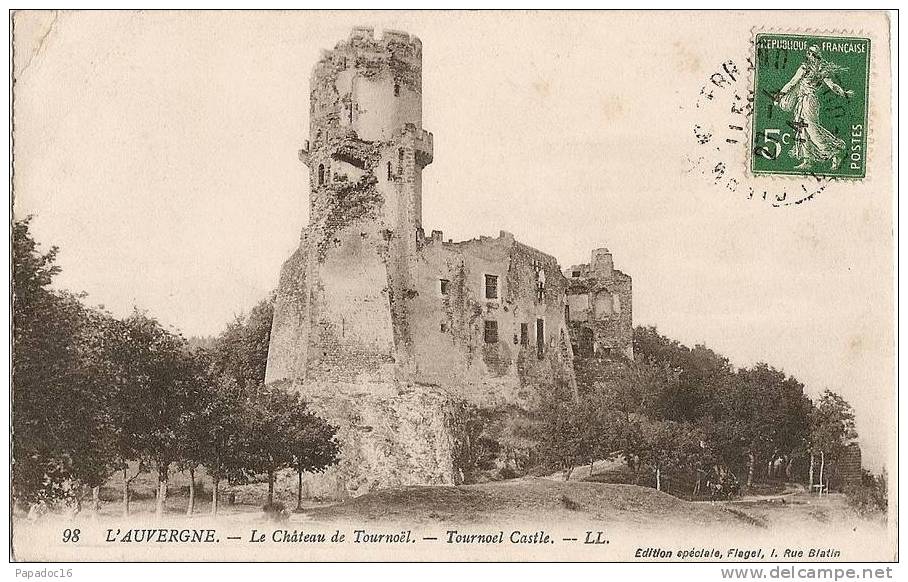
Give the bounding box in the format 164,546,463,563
307,477,753,527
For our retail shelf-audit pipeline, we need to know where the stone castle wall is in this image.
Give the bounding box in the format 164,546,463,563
565,249,634,360
410,231,576,410
264,28,631,499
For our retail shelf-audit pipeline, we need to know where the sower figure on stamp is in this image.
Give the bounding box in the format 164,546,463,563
774,45,854,171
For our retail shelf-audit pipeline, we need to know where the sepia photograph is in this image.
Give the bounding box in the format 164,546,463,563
8,9,897,568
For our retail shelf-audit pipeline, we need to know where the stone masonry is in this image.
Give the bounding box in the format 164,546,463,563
265,27,633,498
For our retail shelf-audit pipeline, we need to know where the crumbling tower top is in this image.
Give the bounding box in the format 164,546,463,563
300,27,433,232
307,27,426,147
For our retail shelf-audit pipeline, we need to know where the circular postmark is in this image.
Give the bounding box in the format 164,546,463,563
686,34,869,207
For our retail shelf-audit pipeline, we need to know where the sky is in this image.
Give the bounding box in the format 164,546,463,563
12,11,894,471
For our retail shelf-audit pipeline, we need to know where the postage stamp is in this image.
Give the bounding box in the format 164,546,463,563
751,33,870,179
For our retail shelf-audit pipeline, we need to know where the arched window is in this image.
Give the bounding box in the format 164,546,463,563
318,164,325,186
394,82,400,97
387,161,392,181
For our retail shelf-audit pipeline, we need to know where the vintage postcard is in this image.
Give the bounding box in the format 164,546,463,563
9,10,896,567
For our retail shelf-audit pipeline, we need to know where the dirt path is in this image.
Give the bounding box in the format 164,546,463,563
731,482,806,503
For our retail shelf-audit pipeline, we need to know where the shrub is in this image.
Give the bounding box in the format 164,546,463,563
497,466,517,480
559,495,581,511
262,501,289,522
705,467,740,500
845,471,887,517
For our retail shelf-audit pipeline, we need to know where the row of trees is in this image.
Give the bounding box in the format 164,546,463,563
541,326,859,497
13,214,865,510
12,217,339,515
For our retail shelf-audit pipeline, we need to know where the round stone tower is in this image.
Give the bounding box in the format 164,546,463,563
265,28,460,500
268,27,436,387
301,26,433,235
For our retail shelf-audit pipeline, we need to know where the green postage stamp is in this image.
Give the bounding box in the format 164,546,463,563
751,33,870,178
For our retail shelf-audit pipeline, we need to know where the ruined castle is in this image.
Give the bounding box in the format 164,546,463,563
264,27,633,498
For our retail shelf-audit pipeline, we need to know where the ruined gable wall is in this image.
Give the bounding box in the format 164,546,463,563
565,263,634,359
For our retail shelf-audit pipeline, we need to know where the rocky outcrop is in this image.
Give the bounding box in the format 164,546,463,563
289,381,467,499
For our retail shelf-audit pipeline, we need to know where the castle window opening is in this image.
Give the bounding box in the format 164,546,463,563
484,320,498,344
440,322,448,333
318,164,325,186
536,318,545,358
394,81,400,97
595,292,613,316
535,265,546,301
398,148,404,174
575,327,594,357
571,270,581,278
484,274,499,300
439,279,450,295
387,161,393,181
520,323,529,345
